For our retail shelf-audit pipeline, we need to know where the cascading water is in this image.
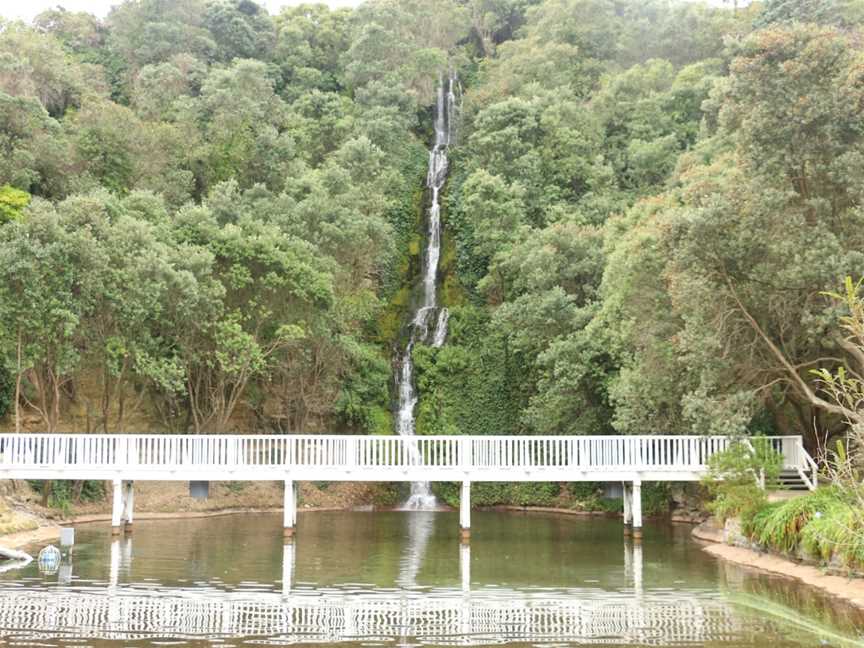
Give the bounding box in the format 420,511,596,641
396,73,458,510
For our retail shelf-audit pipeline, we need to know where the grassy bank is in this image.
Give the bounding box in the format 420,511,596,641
741,488,864,571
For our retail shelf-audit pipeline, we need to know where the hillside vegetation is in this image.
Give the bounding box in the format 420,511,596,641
1,0,863,455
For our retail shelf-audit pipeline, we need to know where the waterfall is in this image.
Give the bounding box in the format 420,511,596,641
395,74,458,511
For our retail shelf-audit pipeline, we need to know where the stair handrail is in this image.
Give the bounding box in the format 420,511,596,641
796,439,819,490
742,438,766,489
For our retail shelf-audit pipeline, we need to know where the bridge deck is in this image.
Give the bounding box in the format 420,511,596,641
0,433,811,482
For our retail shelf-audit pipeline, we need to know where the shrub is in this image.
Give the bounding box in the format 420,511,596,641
702,438,782,524
643,482,672,516
798,496,864,568
566,482,601,500
748,489,837,553
431,482,560,508
27,480,105,513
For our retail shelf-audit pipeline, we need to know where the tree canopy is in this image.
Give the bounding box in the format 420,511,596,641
1,0,863,447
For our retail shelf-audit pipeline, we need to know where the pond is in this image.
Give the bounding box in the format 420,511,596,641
0,511,862,647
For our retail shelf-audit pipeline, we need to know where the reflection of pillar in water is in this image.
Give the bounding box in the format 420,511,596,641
459,542,470,593
58,558,73,585
109,539,120,588
632,540,643,598
624,538,643,598
108,539,121,628
460,542,471,637
623,536,631,574
281,540,295,597
121,535,133,569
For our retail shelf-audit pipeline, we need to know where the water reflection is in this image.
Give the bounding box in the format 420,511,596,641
282,540,295,596
396,510,436,588
0,512,861,647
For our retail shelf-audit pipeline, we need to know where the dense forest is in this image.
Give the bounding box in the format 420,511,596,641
1,0,863,455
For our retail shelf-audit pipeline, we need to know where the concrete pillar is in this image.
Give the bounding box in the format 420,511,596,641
459,480,470,541
632,480,642,540
283,480,296,537
122,481,134,532
111,479,123,535
622,482,632,534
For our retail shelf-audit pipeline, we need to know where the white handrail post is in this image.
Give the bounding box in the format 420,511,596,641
347,437,357,473
460,437,470,472
118,437,128,469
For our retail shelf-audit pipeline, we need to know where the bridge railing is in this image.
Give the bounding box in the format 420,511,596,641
0,434,810,474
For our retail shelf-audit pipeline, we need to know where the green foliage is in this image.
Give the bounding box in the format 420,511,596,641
642,482,673,517
414,305,528,437
2,0,863,483
702,440,782,525
0,186,30,224
224,480,246,494
432,481,560,508
336,342,391,434
800,500,864,567
27,480,105,511
0,363,12,420
749,489,837,554
747,489,864,569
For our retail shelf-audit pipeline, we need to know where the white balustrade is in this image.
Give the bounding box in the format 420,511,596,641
0,433,814,485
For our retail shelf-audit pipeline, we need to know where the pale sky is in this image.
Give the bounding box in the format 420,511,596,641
0,0,363,22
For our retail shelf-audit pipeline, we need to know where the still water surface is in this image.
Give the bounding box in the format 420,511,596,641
0,511,862,646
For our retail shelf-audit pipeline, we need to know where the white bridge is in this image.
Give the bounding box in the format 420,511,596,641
0,434,816,536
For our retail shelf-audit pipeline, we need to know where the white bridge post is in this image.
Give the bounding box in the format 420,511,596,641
632,480,642,540
122,481,134,533
112,480,134,535
460,480,471,542
284,480,297,537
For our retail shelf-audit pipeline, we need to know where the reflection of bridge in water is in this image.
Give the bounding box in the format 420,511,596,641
0,537,768,646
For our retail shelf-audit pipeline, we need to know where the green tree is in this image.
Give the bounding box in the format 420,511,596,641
0,186,29,223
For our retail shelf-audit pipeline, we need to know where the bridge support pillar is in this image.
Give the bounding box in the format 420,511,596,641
459,480,470,542
622,482,632,535
111,480,123,535
632,480,642,540
283,480,297,537
112,480,135,535
122,481,134,533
